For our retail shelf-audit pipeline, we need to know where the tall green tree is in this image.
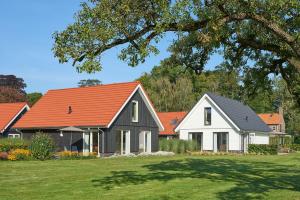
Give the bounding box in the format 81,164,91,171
26,93,43,106
53,0,300,105
78,79,102,87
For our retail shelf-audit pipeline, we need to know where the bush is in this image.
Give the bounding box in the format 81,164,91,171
270,136,292,145
0,138,29,152
294,136,300,144
57,151,97,160
159,139,200,154
282,144,300,152
0,152,8,160
248,144,278,155
30,133,55,160
8,149,31,161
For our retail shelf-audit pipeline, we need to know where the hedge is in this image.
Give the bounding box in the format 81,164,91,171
248,144,278,155
269,136,292,145
281,144,300,152
0,138,30,152
159,139,199,154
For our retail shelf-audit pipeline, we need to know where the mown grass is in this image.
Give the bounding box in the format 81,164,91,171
0,153,300,200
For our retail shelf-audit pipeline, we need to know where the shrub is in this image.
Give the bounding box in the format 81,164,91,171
0,152,8,160
248,144,278,155
0,138,29,152
270,136,292,145
30,133,55,160
57,151,97,160
294,136,300,144
159,139,200,154
282,144,300,152
8,149,30,161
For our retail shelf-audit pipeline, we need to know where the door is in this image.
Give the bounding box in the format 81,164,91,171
139,131,151,153
188,132,202,151
83,132,90,153
116,130,130,155
213,132,229,152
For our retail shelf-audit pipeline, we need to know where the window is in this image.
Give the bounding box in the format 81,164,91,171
272,126,276,131
8,134,20,139
204,107,211,125
132,100,139,122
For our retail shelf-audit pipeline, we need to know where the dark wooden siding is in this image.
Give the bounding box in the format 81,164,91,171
104,90,159,153
22,130,83,152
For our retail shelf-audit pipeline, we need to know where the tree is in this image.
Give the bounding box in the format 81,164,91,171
0,75,26,103
53,0,300,105
26,93,43,106
78,79,102,87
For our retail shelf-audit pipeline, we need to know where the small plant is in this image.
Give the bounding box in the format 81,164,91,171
159,139,201,154
248,144,278,155
0,138,29,152
57,151,97,160
0,152,8,160
30,133,55,160
8,149,31,161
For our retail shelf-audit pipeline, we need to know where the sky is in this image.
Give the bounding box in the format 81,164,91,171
0,1,222,94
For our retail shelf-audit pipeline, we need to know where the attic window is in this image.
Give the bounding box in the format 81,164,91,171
132,101,138,122
204,107,211,125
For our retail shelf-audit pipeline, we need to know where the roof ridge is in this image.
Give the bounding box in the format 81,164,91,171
0,102,27,105
47,81,140,92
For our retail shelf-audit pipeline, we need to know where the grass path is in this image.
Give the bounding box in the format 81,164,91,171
1,153,300,200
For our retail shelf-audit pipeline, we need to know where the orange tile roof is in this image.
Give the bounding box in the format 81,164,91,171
14,82,140,129
158,112,187,135
258,113,282,125
0,102,28,133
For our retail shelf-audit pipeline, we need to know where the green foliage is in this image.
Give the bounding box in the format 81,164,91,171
0,138,29,152
57,151,97,160
53,0,300,105
281,144,300,152
78,79,102,87
270,136,293,145
159,139,199,154
294,136,300,144
248,144,278,155
30,133,55,160
26,92,42,106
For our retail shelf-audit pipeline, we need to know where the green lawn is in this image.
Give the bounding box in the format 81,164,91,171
1,153,300,200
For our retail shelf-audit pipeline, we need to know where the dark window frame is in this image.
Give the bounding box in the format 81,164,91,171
204,107,212,125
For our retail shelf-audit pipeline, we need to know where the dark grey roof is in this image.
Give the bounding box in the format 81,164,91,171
206,93,272,133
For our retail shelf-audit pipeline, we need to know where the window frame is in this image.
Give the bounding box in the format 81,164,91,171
131,100,139,122
8,133,21,139
204,107,212,125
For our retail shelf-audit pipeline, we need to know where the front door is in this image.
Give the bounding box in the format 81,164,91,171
213,132,229,152
83,132,90,154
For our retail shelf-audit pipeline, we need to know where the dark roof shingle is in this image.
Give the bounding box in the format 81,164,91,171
206,93,271,132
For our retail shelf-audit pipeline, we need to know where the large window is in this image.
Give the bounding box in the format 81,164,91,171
132,100,139,122
204,107,211,125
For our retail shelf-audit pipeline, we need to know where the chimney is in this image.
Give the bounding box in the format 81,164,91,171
68,106,72,114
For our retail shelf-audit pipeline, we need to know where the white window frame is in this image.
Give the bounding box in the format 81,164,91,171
139,131,151,153
8,133,21,139
249,133,255,144
132,100,139,122
204,107,212,125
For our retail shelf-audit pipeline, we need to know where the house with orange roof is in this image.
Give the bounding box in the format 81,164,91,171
0,102,29,138
14,82,164,156
258,108,286,135
158,112,187,139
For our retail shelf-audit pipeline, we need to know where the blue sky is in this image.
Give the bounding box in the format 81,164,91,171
0,1,222,94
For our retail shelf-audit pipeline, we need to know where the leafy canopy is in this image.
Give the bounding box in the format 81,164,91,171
53,0,300,104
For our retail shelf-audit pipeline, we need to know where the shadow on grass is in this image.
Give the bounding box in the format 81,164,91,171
91,157,300,199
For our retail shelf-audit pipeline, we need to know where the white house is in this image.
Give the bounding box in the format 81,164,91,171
175,93,271,153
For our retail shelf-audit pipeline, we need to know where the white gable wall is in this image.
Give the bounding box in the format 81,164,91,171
177,96,243,151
